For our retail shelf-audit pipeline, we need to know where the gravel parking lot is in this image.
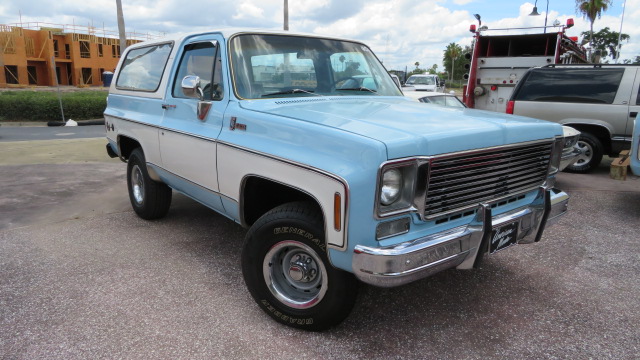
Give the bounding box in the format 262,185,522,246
1,136,639,359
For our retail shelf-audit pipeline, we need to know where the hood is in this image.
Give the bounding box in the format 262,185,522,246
411,84,437,91
239,96,562,159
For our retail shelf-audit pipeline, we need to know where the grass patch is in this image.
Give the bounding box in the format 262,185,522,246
0,91,108,121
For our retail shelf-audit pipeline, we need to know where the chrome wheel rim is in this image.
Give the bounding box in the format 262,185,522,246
574,140,593,166
131,165,145,205
263,241,328,309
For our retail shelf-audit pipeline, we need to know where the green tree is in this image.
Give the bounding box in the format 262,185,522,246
443,43,461,81
580,27,630,61
575,0,612,52
443,44,470,81
427,64,438,75
408,67,427,76
414,61,420,69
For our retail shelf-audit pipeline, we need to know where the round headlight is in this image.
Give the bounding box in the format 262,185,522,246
380,168,402,205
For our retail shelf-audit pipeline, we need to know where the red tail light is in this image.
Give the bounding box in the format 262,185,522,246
470,24,476,33
506,100,515,114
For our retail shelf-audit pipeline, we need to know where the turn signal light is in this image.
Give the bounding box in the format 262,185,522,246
334,193,342,231
470,24,476,33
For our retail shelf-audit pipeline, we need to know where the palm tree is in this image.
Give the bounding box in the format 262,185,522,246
575,0,612,53
443,43,462,81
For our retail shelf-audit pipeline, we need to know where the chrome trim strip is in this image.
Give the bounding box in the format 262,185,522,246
108,114,217,143
611,136,632,142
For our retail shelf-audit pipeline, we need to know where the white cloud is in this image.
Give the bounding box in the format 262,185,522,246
233,2,266,20
0,0,638,70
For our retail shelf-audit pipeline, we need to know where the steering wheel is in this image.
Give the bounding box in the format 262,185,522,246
331,77,358,89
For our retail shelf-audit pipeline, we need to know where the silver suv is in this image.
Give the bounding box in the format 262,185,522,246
507,64,640,172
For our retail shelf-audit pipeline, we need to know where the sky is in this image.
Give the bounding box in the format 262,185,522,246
1,0,638,72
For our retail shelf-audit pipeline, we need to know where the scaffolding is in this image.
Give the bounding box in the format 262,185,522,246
0,22,163,88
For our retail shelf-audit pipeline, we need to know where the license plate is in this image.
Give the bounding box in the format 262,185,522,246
489,221,519,253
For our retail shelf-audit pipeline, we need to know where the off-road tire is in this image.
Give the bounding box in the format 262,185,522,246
241,202,358,331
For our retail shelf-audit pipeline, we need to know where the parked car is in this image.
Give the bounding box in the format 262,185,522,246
403,90,466,108
404,74,445,92
508,64,640,173
105,29,569,331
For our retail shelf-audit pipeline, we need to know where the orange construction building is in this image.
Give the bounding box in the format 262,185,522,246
0,23,157,88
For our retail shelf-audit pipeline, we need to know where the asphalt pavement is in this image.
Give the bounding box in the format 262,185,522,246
1,128,639,359
0,123,105,142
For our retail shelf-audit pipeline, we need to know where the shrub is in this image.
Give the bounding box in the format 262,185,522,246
0,91,108,121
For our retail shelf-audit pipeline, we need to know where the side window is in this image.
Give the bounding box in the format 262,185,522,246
515,68,624,104
636,81,640,105
116,43,172,91
172,42,222,100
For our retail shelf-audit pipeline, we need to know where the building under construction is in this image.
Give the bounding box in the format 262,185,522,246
0,22,157,88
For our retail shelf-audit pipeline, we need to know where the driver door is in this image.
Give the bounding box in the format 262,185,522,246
160,36,226,212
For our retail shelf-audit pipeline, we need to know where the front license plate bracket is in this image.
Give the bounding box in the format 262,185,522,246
489,221,519,253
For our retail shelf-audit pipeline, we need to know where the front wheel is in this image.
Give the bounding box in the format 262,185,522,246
565,132,604,173
241,202,358,331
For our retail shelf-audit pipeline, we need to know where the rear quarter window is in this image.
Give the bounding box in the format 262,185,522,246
514,68,625,104
116,42,173,92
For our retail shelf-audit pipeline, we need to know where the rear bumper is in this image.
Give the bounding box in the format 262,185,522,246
352,187,569,287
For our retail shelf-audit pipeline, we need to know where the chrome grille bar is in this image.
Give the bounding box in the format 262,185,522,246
424,141,552,219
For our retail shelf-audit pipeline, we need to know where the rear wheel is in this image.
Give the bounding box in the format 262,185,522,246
241,202,358,331
565,132,603,173
127,148,172,219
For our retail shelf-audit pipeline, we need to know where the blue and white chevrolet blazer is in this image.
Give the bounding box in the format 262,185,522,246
105,29,569,331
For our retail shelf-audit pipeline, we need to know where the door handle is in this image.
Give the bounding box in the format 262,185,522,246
631,112,638,118
161,104,176,110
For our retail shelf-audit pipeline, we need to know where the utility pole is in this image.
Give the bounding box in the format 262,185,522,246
284,0,289,31
116,0,127,52
283,0,291,86
615,0,627,63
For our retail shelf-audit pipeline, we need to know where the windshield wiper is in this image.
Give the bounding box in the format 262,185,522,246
336,87,377,93
262,89,320,97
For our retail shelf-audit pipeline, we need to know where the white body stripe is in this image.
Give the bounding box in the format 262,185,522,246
217,143,347,249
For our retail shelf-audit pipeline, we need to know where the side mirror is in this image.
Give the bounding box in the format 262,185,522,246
181,75,204,100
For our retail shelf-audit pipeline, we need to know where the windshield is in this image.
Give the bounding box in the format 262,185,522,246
406,76,436,85
230,34,402,99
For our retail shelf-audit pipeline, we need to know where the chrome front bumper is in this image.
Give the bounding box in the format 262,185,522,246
352,187,569,287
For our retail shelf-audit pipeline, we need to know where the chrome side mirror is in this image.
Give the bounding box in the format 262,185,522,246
181,75,204,100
